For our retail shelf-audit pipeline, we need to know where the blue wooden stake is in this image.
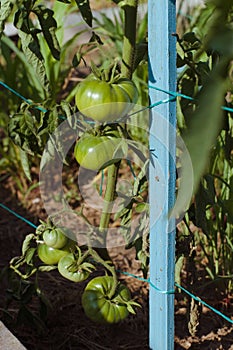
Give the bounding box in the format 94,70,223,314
148,1,176,349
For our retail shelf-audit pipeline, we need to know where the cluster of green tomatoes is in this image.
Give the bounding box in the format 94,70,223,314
74,76,138,170
35,223,139,324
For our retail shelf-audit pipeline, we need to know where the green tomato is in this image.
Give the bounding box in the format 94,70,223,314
74,135,127,171
81,276,131,324
58,253,90,282
75,78,138,122
117,78,139,104
43,228,68,249
37,241,75,265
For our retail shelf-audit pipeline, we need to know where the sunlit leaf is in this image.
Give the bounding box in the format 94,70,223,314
33,5,61,60
173,59,229,218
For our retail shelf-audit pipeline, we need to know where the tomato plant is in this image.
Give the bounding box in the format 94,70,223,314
75,77,138,122
82,276,139,324
5,0,144,330
74,134,127,171
58,253,95,282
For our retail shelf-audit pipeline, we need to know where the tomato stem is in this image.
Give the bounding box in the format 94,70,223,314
121,0,138,79
99,162,120,239
95,161,120,263
77,249,90,266
88,248,118,299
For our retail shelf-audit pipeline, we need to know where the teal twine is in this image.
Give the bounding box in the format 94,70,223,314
222,106,233,113
0,80,67,119
149,85,233,113
174,282,233,325
149,85,195,101
0,80,93,122
1,79,233,118
1,203,233,324
0,81,47,113
0,203,38,229
117,271,233,324
128,97,176,118
117,270,175,294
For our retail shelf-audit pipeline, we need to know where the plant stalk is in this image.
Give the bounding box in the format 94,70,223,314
99,162,120,240
121,0,138,79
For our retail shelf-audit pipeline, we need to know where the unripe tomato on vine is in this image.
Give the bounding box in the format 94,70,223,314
43,227,68,249
74,133,128,171
82,276,139,324
75,76,138,122
37,240,76,265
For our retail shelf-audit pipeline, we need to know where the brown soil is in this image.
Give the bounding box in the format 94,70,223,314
0,175,233,350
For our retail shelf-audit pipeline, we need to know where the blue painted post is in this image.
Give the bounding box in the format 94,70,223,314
148,0,176,349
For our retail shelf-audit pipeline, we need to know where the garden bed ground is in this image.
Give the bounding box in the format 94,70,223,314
0,176,233,350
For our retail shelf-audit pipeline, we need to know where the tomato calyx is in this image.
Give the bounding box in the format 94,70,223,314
90,60,121,84
65,259,95,274
64,247,95,273
111,286,141,314
57,247,95,282
104,279,140,312
81,275,141,323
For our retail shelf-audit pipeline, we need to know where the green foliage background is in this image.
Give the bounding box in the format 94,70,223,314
0,0,232,300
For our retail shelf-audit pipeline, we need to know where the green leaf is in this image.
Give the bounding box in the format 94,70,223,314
33,5,60,60
14,8,50,93
137,248,148,264
126,303,136,314
19,149,32,181
133,159,149,196
172,59,229,218
19,30,50,92
1,35,45,98
0,0,14,37
75,0,92,27
133,42,148,71
119,207,133,244
25,247,37,265
8,112,38,155
135,202,149,213
175,255,184,286
89,31,104,45
117,0,137,8
182,32,201,46
38,265,57,272
22,233,36,256
221,200,233,223
196,61,211,86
